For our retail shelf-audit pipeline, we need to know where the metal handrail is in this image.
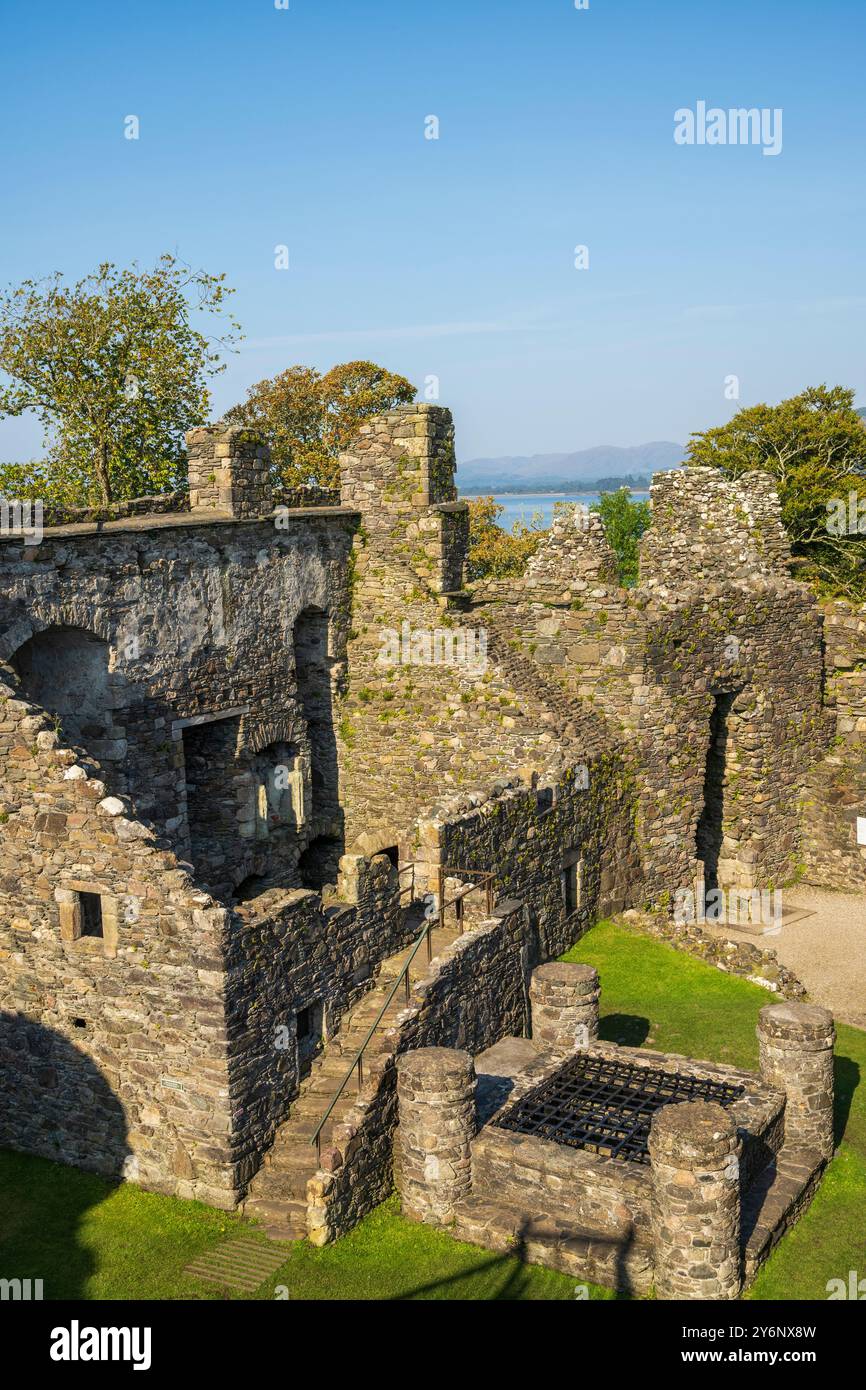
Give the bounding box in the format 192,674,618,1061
309,865,495,1162
309,914,432,1161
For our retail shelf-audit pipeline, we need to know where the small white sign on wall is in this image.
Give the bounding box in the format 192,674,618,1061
857,817,866,846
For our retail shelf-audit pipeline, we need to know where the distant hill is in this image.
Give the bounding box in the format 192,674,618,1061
456,442,684,492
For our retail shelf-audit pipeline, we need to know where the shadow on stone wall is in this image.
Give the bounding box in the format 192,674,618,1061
0,1012,129,1299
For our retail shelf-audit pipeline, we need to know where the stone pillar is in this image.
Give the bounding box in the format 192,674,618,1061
395,1047,475,1225
757,1003,835,1160
649,1100,742,1301
338,405,466,593
529,962,600,1052
186,424,273,519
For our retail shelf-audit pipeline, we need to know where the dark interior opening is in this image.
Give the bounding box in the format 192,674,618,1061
12,627,113,755
79,892,103,939
382,845,399,870
181,715,241,889
292,608,339,827
563,859,580,917
298,835,342,891
233,872,267,904
695,690,736,892
296,1001,323,1075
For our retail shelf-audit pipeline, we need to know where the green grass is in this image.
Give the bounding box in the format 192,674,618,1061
1,918,863,1300
565,919,866,1302
0,1154,587,1301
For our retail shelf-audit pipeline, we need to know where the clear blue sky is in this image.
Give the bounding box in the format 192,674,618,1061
0,0,863,462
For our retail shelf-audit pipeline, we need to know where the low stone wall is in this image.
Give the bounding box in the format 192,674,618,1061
619,909,809,999
39,491,189,528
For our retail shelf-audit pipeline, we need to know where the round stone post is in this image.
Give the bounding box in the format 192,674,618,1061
395,1047,475,1225
649,1100,742,1301
529,963,600,1052
757,1003,835,1160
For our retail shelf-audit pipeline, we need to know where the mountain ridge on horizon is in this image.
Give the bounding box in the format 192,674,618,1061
456,440,685,490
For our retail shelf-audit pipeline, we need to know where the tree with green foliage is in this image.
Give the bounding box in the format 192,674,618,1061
686,385,866,597
0,255,240,507
589,487,651,587
224,361,416,490
465,495,547,581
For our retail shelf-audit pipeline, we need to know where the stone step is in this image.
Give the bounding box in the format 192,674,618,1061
741,1145,824,1283
245,921,465,1236
452,1194,654,1295
243,1198,309,1242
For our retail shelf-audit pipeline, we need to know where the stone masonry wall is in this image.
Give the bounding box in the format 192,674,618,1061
223,852,412,1194
0,509,355,899
0,669,238,1206
799,600,866,887
307,902,531,1243
468,469,829,907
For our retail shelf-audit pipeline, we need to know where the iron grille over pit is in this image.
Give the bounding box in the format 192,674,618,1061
493,1053,745,1164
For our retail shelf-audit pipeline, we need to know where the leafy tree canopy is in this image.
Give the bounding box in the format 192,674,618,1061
589,487,651,588
0,254,240,507
223,360,416,490
465,495,546,580
686,385,866,597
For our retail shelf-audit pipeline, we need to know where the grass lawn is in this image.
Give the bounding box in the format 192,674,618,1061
565,920,866,1302
0,918,863,1300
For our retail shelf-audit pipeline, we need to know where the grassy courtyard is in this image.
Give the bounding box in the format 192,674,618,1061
0,919,863,1300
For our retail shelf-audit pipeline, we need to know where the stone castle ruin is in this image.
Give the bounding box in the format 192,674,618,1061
0,403,856,1294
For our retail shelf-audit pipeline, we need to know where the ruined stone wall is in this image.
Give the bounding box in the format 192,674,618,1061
307,902,532,1243
0,672,238,1206
799,600,866,887
224,852,411,1193
468,468,829,905
423,760,639,959
638,467,792,593
0,510,355,899
339,404,465,595
335,407,599,858
635,583,827,899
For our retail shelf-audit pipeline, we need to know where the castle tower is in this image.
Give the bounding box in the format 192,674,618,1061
339,404,467,594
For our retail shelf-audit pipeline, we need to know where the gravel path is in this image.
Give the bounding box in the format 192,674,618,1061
773,887,866,1029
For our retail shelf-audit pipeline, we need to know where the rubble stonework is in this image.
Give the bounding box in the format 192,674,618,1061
757,1002,836,1160
529,962,600,1051
0,402,852,1237
649,1100,742,1301
395,1046,476,1225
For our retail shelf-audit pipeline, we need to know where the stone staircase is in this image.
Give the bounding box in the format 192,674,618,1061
478,604,612,758
243,902,475,1240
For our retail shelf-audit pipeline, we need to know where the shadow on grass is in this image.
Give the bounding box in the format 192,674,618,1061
598,1013,650,1048
0,1012,129,1299
388,1219,634,1300
833,1053,860,1148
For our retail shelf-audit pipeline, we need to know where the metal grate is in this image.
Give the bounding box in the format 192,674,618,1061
493,1053,745,1164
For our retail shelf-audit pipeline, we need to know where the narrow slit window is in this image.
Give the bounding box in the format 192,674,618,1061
79,892,104,938
563,858,583,917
